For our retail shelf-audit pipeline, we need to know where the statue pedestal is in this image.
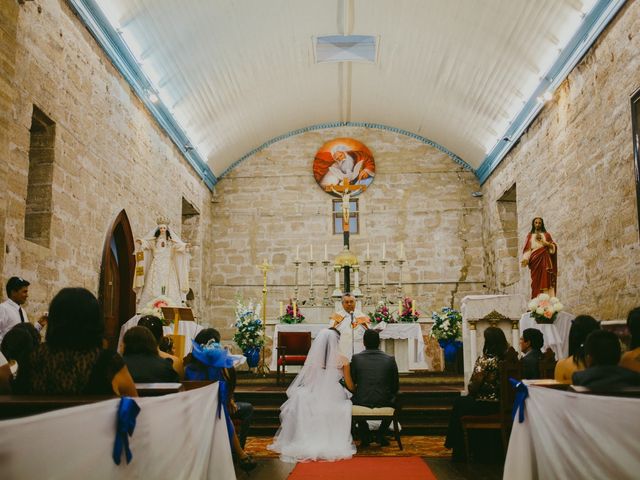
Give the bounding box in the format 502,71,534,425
461,294,526,389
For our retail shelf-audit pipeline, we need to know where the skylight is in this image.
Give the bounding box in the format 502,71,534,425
314,35,378,63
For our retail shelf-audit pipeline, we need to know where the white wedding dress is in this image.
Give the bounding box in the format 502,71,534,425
268,329,356,463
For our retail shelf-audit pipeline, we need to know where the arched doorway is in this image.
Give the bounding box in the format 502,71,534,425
99,210,136,350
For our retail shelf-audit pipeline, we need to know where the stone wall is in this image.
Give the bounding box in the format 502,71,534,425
206,127,485,338
0,1,211,320
482,0,640,319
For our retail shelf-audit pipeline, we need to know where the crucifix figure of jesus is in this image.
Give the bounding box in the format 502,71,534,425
326,178,367,236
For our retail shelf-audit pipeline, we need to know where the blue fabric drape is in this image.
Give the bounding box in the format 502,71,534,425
112,397,140,465
509,377,529,423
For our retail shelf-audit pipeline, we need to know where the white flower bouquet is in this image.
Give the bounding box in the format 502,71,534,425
138,295,175,325
528,294,563,324
232,298,265,351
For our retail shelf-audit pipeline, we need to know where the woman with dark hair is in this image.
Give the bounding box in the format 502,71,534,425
554,314,600,383
14,287,137,396
137,315,183,377
122,326,179,383
445,327,509,460
620,307,640,373
185,328,256,472
1,325,39,380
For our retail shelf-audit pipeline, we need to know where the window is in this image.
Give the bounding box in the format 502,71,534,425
25,106,55,247
333,198,359,234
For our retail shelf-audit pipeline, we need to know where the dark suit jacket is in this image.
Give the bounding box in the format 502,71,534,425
350,349,399,408
521,349,543,379
572,365,640,390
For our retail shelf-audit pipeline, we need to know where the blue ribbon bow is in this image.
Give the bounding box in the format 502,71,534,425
113,397,141,465
509,377,529,423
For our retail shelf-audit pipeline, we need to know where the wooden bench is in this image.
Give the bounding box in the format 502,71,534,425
0,395,115,420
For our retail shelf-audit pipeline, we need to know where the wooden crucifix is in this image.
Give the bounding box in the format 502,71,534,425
326,178,366,291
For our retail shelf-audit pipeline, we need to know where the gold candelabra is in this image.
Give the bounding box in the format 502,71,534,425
257,259,271,375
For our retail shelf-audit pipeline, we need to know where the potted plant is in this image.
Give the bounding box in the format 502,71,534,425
398,297,420,323
528,294,563,324
232,299,265,368
368,301,396,324
431,307,463,370
278,301,305,324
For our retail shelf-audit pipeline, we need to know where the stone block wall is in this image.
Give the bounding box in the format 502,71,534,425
205,127,486,338
0,1,211,320
482,0,640,319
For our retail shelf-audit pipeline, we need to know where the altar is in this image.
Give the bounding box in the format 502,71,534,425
268,322,428,373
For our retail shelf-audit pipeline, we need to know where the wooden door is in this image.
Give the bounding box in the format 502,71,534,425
99,210,135,350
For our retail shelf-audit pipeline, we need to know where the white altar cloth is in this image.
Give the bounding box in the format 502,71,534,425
504,384,640,480
518,311,574,360
269,323,426,372
118,315,203,354
0,383,236,479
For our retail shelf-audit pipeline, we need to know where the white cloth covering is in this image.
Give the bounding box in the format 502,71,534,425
0,382,235,479
519,311,574,360
268,329,355,463
504,384,640,480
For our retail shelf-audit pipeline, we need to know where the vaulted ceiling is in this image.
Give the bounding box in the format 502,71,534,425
71,0,624,187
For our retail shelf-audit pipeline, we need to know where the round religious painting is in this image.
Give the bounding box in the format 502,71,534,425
312,138,375,197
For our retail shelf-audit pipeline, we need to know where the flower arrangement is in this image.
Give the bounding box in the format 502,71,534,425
398,297,420,323
278,301,305,324
430,307,462,341
528,294,563,324
368,301,396,324
232,298,265,351
138,295,174,326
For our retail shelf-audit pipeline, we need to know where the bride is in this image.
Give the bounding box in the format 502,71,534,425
268,328,356,462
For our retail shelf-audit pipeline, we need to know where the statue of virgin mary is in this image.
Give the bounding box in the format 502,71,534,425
133,218,190,308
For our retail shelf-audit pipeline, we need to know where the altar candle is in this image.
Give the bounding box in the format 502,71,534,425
293,302,297,317
309,244,313,261
280,301,284,317
411,300,416,316
382,242,386,260
324,244,328,261
296,245,300,261
400,242,405,259
366,243,370,260
398,301,402,317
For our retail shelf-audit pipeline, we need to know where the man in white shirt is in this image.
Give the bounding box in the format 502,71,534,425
0,277,43,344
329,293,370,359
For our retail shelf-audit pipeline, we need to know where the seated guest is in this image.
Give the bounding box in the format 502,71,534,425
13,287,137,396
350,329,399,447
520,328,544,379
573,330,640,389
1,323,40,376
620,307,640,373
445,327,509,461
137,315,183,377
554,315,600,383
122,326,179,383
185,328,256,472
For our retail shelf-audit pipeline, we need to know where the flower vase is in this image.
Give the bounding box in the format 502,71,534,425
438,339,463,373
243,346,261,368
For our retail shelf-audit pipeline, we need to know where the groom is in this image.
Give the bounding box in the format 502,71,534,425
350,329,399,446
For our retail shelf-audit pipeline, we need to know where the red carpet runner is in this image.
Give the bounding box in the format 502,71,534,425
288,456,437,480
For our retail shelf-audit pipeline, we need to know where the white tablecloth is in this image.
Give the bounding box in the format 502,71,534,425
519,311,574,360
118,315,203,354
0,383,236,479
269,323,426,372
504,384,640,480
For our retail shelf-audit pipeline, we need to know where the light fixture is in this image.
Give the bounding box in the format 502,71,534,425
184,144,194,152
542,91,553,102
148,92,159,103
471,191,483,198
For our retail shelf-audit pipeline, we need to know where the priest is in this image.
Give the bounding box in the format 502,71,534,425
329,293,370,359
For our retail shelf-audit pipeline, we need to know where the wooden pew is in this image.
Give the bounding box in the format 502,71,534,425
0,395,115,420
135,382,184,396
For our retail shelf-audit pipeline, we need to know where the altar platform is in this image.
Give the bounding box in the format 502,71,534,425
234,371,463,436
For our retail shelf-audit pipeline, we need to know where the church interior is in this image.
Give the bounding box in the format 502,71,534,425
1,0,639,479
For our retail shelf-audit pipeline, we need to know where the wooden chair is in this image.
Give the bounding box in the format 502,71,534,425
351,394,403,450
460,347,522,461
276,331,312,384
538,348,557,379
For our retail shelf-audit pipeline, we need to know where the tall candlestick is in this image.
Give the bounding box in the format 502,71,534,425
382,242,386,260
309,244,313,261
280,301,284,317
399,242,405,260
366,243,370,260
324,244,328,261
296,245,300,261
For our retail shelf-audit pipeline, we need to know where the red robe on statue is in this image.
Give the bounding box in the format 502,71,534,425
523,232,557,299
